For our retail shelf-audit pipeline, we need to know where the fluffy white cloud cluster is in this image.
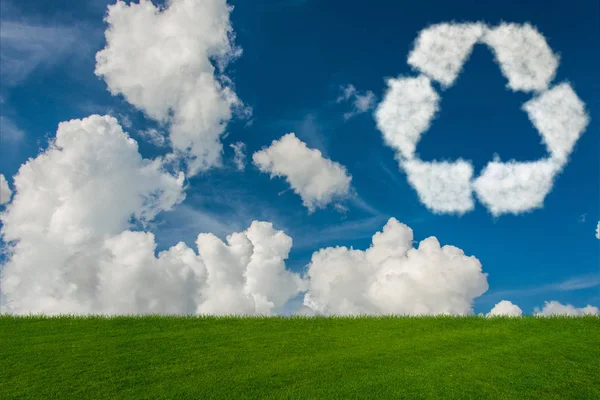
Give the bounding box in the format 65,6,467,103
0,115,305,315
95,0,246,176
486,300,523,317
596,221,599,240
230,142,246,171
336,84,376,120
253,133,352,212
375,22,589,216
0,174,11,205
301,218,489,315
534,301,599,317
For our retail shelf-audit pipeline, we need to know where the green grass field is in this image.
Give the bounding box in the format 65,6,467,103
1,315,599,399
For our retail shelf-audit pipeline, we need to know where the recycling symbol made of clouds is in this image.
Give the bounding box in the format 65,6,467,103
375,22,589,216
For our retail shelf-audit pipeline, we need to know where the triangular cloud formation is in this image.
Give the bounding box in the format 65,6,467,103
376,22,590,216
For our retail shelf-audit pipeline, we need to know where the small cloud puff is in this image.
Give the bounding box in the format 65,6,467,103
534,301,599,316
230,142,246,171
486,300,523,317
336,84,376,120
252,133,352,212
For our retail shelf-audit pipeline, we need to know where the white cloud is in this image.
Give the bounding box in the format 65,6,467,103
534,301,599,317
523,83,589,165
302,218,489,315
375,75,439,160
375,23,589,216
0,115,186,314
482,23,559,92
486,300,522,317
0,114,305,316
0,174,12,205
138,128,168,147
95,0,247,176
252,133,352,212
336,84,376,120
402,159,474,214
596,221,599,239
194,221,307,315
230,142,246,171
472,158,561,216
407,22,485,87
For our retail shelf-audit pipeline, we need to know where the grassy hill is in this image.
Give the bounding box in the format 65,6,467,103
1,315,599,399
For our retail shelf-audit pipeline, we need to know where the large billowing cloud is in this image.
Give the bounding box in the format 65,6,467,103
253,133,352,212
534,301,599,316
375,22,589,216
95,0,247,176
0,174,11,205
0,115,304,315
302,218,489,315
486,300,523,317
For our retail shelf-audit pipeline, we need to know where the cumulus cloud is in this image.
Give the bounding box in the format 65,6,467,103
0,21,82,86
0,115,184,314
0,174,11,205
486,300,523,317
230,141,246,171
534,301,599,317
0,115,305,315
95,0,247,176
596,221,599,239
252,133,352,212
336,84,376,120
375,22,589,216
302,218,489,315
482,23,559,92
407,22,485,87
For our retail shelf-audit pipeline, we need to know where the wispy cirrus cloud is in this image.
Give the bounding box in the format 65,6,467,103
336,84,376,120
0,20,84,86
481,273,600,303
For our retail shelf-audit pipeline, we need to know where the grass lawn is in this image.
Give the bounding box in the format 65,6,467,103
1,315,599,399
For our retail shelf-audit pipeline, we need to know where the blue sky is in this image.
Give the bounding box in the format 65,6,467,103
0,0,598,316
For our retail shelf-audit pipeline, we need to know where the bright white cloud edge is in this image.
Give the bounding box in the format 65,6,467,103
94,0,248,177
252,133,352,212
